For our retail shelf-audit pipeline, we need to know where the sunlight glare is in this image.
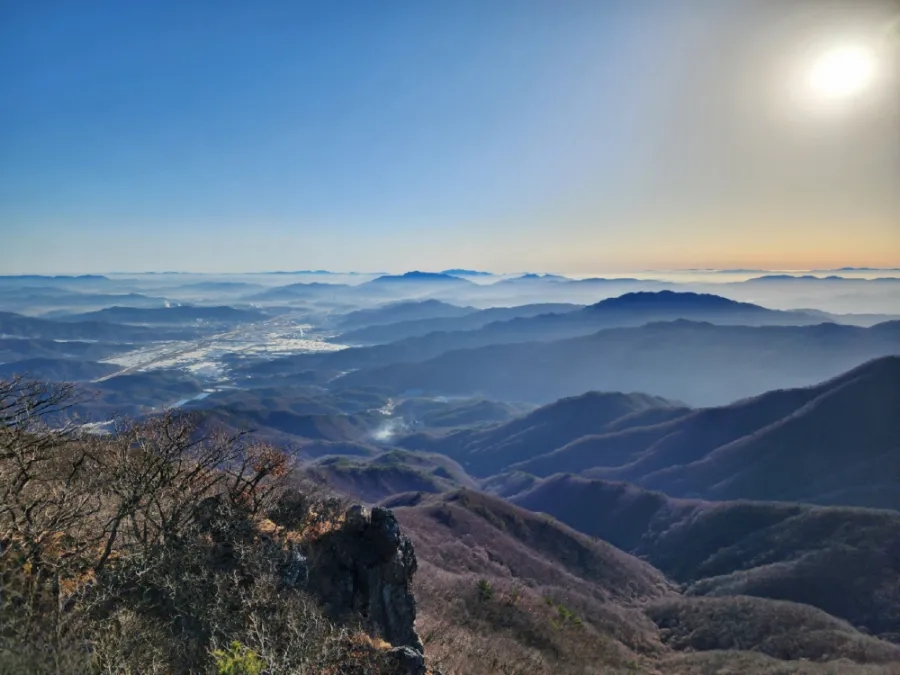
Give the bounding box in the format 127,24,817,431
807,45,877,99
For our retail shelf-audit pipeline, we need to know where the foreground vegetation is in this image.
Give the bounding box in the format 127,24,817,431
0,377,408,674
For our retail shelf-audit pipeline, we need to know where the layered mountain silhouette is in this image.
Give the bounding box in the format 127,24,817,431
0,337,132,362
491,273,569,285
337,302,582,345
440,269,493,277
61,304,267,325
396,357,900,508
367,271,475,285
258,291,842,378
428,290,824,345
0,288,165,315
333,299,474,330
173,280,264,293
0,311,204,342
398,391,687,476
247,281,352,302
335,320,900,405
0,357,119,382
504,357,900,509
0,274,112,288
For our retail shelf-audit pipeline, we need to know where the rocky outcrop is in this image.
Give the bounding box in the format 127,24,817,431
387,646,428,675
306,504,424,653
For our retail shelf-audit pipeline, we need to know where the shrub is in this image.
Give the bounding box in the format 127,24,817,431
476,578,495,602
543,597,583,631
211,641,266,675
0,377,399,675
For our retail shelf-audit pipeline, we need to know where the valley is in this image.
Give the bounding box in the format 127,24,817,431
94,313,346,382
1,271,899,674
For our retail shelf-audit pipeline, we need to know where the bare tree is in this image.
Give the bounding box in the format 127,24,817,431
0,376,405,674
87,412,289,575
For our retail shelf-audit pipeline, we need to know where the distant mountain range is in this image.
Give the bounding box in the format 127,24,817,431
367,271,474,285
0,274,110,283
0,357,119,382
0,337,132,362
246,281,352,302
501,273,569,282
60,304,267,325
825,267,900,272
219,272,900,315
0,311,203,342
0,288,165,315
335,320,900,405
440,269,493,277
268,291,834,376
741,275,900,284
333,299,474,330
172,281,265,293
337,302,582,344
419,289,822,345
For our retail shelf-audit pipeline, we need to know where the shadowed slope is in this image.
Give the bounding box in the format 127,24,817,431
503,357,900,509
511,475,900,640
398,391,685,476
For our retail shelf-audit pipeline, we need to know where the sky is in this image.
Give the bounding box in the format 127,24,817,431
1,0,898,275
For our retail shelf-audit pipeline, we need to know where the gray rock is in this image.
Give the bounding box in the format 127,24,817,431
388,646,427,675
345,504,371,531
283,550,308,588
307,504,423,652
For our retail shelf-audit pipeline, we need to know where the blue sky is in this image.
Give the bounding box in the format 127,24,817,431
2,1,898,273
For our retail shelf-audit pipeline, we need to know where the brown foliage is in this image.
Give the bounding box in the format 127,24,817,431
0,377,402,674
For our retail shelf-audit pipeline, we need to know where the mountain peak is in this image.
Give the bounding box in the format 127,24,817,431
440,269,493,277
586,290,760,312
517,273,567,280
744,274,821,282
368,271,471,284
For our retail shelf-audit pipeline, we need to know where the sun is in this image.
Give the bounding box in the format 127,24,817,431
807,46,877,99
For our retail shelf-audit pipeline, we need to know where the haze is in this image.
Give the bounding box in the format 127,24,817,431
3,4,900,672
2,0,898,275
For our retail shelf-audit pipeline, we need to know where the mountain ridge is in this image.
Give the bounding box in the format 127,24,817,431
335,320,900,406
441,356,900,509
